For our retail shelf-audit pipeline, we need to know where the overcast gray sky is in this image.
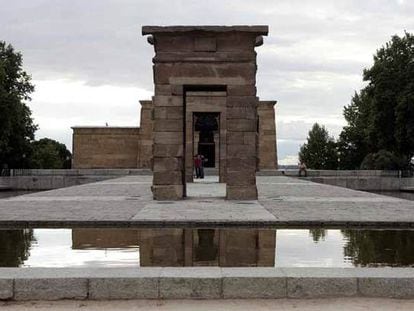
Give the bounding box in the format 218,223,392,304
1,0,413,164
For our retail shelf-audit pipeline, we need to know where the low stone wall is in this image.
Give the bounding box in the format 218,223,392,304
9,169,152,176
0,267,413,300
307,177,401,191
258,169,400,177
401,177,414,189
258,170,409,191
2,169,413,192
0,169,152,190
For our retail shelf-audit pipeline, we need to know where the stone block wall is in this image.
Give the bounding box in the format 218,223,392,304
72,127,140,168
258,101,278,169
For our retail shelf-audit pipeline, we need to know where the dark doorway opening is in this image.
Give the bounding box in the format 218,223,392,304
194,113,219,168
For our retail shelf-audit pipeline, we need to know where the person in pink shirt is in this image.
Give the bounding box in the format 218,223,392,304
194,154,202,178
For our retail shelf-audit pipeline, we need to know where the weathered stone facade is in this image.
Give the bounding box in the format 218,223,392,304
72,127,140,169
71,25,278,200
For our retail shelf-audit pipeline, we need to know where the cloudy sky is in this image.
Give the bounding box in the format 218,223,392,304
1,0,413,165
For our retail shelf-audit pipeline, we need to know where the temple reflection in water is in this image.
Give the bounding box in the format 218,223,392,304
72,228,276,267
2,228,414,268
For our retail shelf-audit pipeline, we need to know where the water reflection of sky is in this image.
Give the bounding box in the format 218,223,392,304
6,228,413,268
23,229,140,268
275,230,353,268
22,229,353,268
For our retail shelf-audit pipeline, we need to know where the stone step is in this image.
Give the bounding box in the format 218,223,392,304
1,267,413,300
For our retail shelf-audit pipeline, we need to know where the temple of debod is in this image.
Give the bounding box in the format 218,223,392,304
3,21,414,306
72,26,278,200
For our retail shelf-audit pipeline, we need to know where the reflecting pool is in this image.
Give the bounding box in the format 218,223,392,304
1,228,414,268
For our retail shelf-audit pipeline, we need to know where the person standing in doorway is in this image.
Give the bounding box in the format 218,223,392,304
194,154,202,179
199,154,205,179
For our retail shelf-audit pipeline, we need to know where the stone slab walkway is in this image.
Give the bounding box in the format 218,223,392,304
3,298,414,310
0,175,414,227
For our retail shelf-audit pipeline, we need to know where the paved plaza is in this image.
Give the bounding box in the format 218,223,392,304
2,298,414,310
0,175,414,227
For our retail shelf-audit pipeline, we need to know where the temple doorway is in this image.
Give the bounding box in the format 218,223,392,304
184,90,227,186
194,113,219,169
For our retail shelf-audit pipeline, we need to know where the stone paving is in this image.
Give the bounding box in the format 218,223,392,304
3,298,414,310
0,175,414,227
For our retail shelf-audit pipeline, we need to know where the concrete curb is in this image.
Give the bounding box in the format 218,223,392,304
1,219,414,229
1,268,414,300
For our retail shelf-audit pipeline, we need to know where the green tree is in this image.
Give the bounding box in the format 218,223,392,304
364,32,414,156
0,41,37,169
338,32,414,168
309,229,327,242
342,230,414,267
337,91,371,169
360,149,405,170
0,229,34,267
30,138,71,169
299,123,338,169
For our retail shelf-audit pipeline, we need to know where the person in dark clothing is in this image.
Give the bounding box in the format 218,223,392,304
199,155,206,179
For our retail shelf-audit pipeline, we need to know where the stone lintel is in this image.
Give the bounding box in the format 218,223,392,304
258,100,277,108
153,52,256,63
186,91,226,97
142,25,269,36
139,100,153,108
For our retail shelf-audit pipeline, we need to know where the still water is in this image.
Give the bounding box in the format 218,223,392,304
1,228,413,268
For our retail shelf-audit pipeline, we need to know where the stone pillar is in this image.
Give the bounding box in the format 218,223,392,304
257,101,278,170
152,94,184,200
138,100,154,169
226,95,258,199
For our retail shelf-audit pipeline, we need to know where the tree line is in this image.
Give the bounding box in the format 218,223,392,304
300,32,414,170
0,41,71,170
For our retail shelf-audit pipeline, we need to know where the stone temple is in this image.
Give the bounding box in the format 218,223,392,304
72,25,277,200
